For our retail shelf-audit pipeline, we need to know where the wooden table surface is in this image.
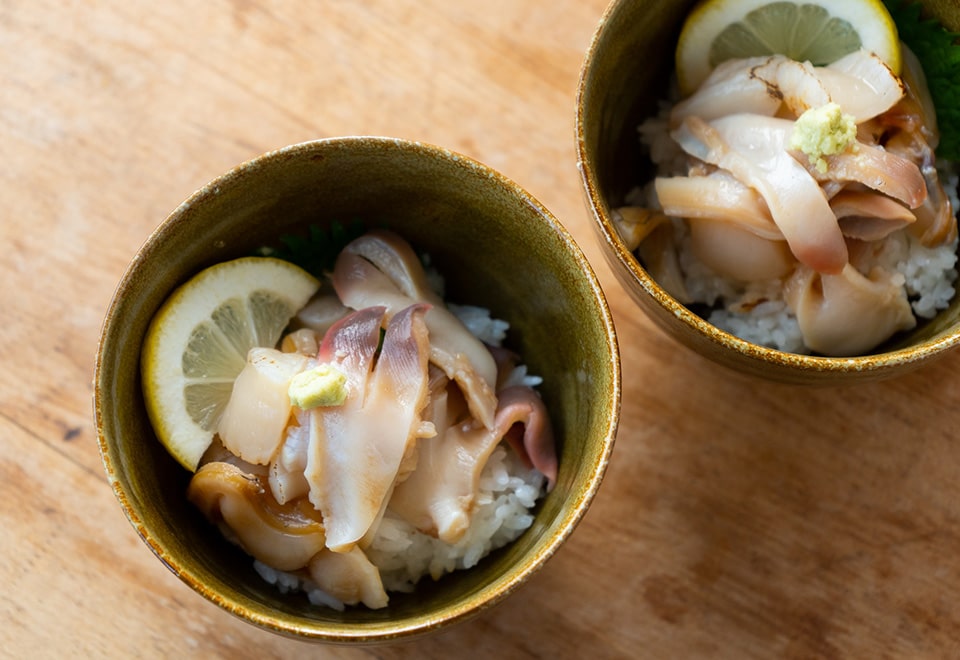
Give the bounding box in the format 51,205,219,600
6,0,960,657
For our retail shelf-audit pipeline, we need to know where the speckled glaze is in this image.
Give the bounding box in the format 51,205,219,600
94,137,620,643
576,0,960,384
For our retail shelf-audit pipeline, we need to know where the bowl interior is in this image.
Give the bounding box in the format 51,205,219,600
576,0,960,383
95,137,620,641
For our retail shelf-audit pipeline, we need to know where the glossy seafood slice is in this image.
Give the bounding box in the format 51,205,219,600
333,231,498,429
670,56,783,125
388,375,473,542
217,348,310,465
750,56,830,117
497,385,557,488
829,188,916,241
687,219,795,282
908,173,957,247
805,141,927,209
672,114,847,274
390,380,555,544
294,294,351,337
636,221,692,303
268,417,311,505
306,304,431,552
654,172,782,240
611,206,671,250
745,51,902,122
354,303,433,548
303,307,384,550
308,546,388,609
784,264,916,356
869,61,956,247
817,49,904,122
280,327,320,356
188,461,327,571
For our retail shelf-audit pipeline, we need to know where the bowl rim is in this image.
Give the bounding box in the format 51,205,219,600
574,0,960,376
94,135,622,642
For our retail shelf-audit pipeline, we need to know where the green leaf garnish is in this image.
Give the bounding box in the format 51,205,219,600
884,0,960,161
257,220,366,278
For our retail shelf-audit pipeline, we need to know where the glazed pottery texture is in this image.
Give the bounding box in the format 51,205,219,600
576,0,960,384
95,137,620,643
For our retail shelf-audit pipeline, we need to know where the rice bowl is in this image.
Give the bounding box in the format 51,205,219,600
95,136,620,641
576,0,960,383
160,230,561,611
620,66,960,356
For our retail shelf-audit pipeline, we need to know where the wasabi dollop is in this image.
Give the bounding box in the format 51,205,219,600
288,363,348,409
789,102,857,173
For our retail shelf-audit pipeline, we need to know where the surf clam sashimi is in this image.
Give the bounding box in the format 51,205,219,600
185,231,557,609
617,48,957,356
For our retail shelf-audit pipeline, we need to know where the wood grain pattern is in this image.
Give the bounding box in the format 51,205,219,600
5,0,960,657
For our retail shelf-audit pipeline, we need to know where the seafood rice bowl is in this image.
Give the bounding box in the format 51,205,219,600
613,4,960,357
143,229,559,611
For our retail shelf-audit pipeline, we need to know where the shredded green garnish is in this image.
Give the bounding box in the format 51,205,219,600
256,220,366,278
884,0,960,161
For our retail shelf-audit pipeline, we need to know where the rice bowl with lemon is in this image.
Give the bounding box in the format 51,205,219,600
614,0,960,356
140,229,558,610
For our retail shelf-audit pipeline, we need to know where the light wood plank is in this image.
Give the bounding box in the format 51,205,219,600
5,0,960,656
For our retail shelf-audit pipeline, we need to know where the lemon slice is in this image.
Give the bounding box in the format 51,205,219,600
676,0,901,95
142,257,320,471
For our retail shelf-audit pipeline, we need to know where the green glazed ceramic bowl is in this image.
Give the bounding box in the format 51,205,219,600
576,0,960,384
95,137,620,643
